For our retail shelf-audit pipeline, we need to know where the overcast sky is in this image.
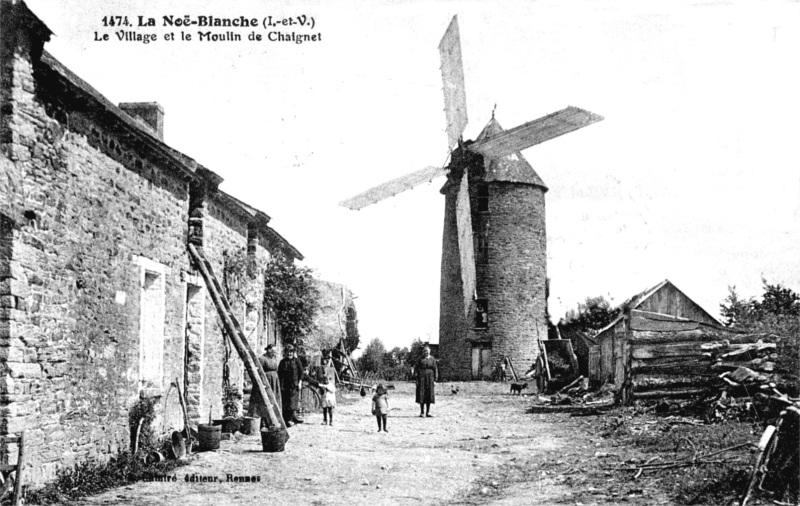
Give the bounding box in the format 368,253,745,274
25,0,800,352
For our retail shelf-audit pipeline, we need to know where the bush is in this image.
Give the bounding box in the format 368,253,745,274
381,364,411,381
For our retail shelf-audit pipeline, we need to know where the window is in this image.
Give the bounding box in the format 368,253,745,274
477,184,489,212
475,299,488,328
135,256,166,392
477,229,488,265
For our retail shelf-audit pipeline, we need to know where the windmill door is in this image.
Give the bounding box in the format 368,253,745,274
471,345,492,380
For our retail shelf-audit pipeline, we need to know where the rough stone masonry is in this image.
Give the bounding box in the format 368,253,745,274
0,0,303,486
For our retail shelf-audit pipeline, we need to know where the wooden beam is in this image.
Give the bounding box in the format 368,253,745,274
188,244,284,430
629,315,700,332
629,309,695,322
632,375,717,391
633,388,710,400
631,359,710,375
174,378,193,453
631,342,719,360
12,431,23,506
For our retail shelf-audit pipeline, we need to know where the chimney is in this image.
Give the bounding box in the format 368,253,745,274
119,102,164,141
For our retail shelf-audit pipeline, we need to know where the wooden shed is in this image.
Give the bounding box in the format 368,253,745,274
562,327,597,380
593,279,767,403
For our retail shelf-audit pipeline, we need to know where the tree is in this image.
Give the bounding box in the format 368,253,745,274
562,295,620,336
383,346,409,367
407,338,427,368
758,280,800,318
721,280,800,326
720,286,756,326
263,253,319,346
358,337,387,374
720,280,799,391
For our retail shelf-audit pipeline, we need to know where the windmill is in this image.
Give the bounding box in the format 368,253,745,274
339,16,603,380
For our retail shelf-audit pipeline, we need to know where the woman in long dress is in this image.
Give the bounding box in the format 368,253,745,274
415,346,438,417
249,344,282,419
261,344,282,408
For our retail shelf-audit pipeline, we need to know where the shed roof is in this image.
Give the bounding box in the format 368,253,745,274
595,279,721,337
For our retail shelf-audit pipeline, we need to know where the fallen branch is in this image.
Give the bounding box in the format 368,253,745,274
682,436,698,462
619,458,738,473
608,442,753,472
557,375,585,394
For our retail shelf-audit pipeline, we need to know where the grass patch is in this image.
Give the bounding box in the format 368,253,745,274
598,412,760,505
22,449,188,505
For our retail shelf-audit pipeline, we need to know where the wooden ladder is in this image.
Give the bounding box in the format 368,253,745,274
187,244,286,431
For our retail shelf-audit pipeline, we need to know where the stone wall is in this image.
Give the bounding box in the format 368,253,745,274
0,3,297,485
479,183,547,376
306,279,356,355
438,177,547,381
0,23,189,481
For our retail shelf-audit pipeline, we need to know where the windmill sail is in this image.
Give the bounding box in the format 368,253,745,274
455,169,476,317
338,166,448,210
469,106,603,159
439,15,468,149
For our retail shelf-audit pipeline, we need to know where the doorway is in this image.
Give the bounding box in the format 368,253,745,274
471,345,492,380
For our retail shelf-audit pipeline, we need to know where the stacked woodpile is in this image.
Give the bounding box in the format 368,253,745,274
630,333,780,401
592,307,782,403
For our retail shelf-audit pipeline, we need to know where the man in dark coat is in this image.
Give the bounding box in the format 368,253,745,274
278,344,304,426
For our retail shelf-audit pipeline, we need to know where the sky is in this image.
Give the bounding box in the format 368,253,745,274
23,0,800,352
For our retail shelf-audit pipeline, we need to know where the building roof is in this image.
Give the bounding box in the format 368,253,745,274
595,279,722,336
35,43,302,260
560,326,597,346
470,117,548,190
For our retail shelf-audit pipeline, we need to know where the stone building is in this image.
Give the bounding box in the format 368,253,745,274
0,1,301,485
305,279,358,355
439,118,548,381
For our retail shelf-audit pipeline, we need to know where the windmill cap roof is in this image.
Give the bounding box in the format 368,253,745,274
472,118,548,189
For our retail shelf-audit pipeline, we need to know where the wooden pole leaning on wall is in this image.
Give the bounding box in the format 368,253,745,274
188,243,285,431
13,431,24,506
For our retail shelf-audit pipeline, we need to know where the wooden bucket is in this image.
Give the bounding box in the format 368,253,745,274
242,417,260,435
212,418,242,434
198,424,221,451
260,428,288,453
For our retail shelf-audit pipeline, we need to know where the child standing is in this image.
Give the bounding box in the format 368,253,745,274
319,374,336,425
371,384,389,432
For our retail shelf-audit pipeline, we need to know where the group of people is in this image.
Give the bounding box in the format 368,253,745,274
249,344,439,432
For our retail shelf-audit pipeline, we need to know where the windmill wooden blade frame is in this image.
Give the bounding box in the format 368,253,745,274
338,165,448,210
469,106,604,159
455,169,476,316
439,15,468,149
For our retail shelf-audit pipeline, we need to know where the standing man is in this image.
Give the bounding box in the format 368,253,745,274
278,344,304,426
415,345,438,417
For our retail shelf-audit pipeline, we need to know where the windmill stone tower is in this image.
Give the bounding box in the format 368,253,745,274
439,117,548,381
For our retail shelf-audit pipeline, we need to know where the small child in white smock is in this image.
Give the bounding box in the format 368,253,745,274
319,374,336,426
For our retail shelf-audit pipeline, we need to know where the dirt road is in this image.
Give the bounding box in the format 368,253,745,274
76,382,666,506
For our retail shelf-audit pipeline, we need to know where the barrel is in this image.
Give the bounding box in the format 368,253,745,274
198,424,221,451
242,417,260,435
212,418,243,434
260,427,289,453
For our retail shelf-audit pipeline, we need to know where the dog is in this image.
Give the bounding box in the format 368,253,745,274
451,385,460,395
510,382,528,395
